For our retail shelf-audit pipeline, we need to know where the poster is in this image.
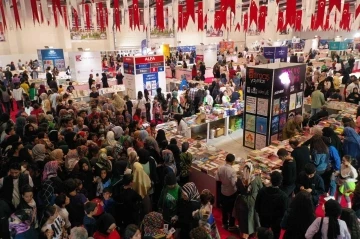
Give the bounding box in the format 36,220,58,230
256,134,267,149
280,97,288,114
246,96,257,113
296,92,303,108
70,29,107,40
256,117,268,135
273,98,280,116
289,93,296,111
271,116,279,134
143,73,159,96
123,57,135,75
219,41,235,54
279,114,287,131
149,28,175,38
244,131,255,148
257,98,268,116
288,111,296,120
246,68,273,97
245,114,256,132
206,28,224,37
68,51,102,82
37,49,66,72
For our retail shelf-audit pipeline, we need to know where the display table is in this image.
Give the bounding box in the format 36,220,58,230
303,99,357,115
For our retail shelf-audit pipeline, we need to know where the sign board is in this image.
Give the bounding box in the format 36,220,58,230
68,51,102,82
329,41,348,51
37,49,66,72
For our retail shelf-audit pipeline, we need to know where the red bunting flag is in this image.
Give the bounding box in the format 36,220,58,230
356,4,360,19
73,8,79,30
295,10,302,31
315,0,326,29
329,0,341,12
98,2,105,31
30,0,39,24
285,0,296,27
0,0,6,29
104,8,108,27
215,10,221,30
258,5,267,32
183,11,189,29
340,3,351,31
52,0,62,16
84,4,90,30
53,3,58,27
310,14,316,30
276,0,280,4
220,0,227,29
129,7,133,30
249,0,257,26
228,0,235,14
62,6,68,29
178,5,183,31
133,0,140,30
187,0,195,22
113,0,120,31
198,2,203,31
243,12,248,32
156,0,164,30
277,11,284,32
323,13,330,30
12,0,21,29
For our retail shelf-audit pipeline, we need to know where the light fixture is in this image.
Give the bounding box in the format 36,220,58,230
49,46,54,49
85,48,90,51
279,72,290,85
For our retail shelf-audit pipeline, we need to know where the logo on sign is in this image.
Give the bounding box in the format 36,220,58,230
145,57,156,61
75,55,82,62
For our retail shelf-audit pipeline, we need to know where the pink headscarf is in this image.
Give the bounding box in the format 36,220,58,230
42,161,58,181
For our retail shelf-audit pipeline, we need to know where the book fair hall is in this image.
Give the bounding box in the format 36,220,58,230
1,0,360,239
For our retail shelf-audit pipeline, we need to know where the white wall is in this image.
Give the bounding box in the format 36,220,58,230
293,30,357,40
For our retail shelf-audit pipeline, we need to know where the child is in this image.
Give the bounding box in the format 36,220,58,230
75,178,88,198
17,184,38,229
58,85,64,94
54,194,71,230
192,189,220,239
65,178,87,227
124,95,133,116
66,82,75,93
29,83,37,103
83,201,97,237
41,205,67,239
102,187,115,214
336,155,358,208
96,168,112,197
9,209,38,238
152,96,163,121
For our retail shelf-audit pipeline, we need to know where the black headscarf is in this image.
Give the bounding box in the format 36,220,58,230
96,213,116,235
64,131,77,150
112,160,127,178
156,129,166,146
137,148,150,164
322,127,343,155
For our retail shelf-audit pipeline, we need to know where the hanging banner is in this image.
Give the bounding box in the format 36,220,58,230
62,6,68,28
12,0,21,29
187,0,195,23
243,12,248,32
98,2,105,31
315,0,326,29
156,0,164,30
133,0,140,30
258,5,267,32
295,10,302,31
30,0,39,24
53,4,58,27
249,0,258,27
114,0,120,31
84,4,91,30
285,0,296,27
143,0,149,31
198,2,203,31
0,1,6,29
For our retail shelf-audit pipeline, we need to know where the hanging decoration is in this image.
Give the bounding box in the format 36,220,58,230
62,6,68,28
220,0,227,29
73,8,79,30
257,5,267,32
84,3,90,30
285,0,296,27
178,5,183,31
249,0,258,26
356,3,360,19
183,11,189,29
12,0,21,29
277,11,284,32
98,2,105,31
243,12,248,32
329,0,341,12
198,2,203,31
310,14,316,30
228,0,235,14
40,3,44,23
0,0,6,29
315,0,326,30
215,10,221,30
133,0,140,30
114,0,120,31
340,3,351,31
295,10,302,31
52,0,62,16
30,0,39,24
53,3,58,27
129,7,133,30
104,7,108,27
156,0,164,30
323,12,330,30
234,0,242,32
186,0,195,23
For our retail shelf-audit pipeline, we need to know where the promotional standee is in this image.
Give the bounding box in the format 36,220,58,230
37,49,66,72
123,55,166,99
68,52,102,83
263,47,288,63
243,63,306,150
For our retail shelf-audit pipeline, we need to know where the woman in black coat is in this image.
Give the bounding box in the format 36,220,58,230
101,72,109,88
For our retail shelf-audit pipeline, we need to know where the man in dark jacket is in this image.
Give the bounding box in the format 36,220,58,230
296,163,325,206
255,171,288,239
277,148,297,198
289,138,311,176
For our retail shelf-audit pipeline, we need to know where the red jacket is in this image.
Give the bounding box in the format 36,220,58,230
93,230,121,239
229,69,236,80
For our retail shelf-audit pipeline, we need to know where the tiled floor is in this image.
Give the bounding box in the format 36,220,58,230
206,129,250,159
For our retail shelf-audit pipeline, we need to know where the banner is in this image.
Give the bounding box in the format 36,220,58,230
198,2,203,31
69,51,102,82
37,49,65,72
84,4,90,30
258,5,267,32
133,0,140,30
219,41,235,54
0,1,6,29
187,0,195,23
156,0,164,30
114,0,120,31
12,0,21,29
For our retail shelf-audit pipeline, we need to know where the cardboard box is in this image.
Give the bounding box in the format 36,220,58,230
215,127,224,138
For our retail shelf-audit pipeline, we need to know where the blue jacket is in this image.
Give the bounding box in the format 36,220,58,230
344,139,360,161
328,146,341,171
179,79,188,90
312,153,328,172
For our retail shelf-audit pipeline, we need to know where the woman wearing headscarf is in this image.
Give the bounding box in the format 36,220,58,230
93,213,120,239
49,149,64,163
233,162,263,239
142,212,167,239
137,148,158,202
77,157,95,200
101,73,109,88
162,149,177,177
155,129,167,147
132,162,152,214
133,130,149,150
343,127,360,166
306,199,350,239
144,136,162,164
40,161,64,207
323,127,343,157
32,144,46,162
103,131,118,148
113,94,125,113
64,132,80,173
203,90,214,106
15,117,26,139
111,126,123,141
167,138,181,175
178,182,201,238
111,160,129,195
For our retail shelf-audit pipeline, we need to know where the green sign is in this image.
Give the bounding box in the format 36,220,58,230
329,41,347,50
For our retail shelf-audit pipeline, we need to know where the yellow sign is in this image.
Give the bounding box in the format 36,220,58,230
162,44,170,59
